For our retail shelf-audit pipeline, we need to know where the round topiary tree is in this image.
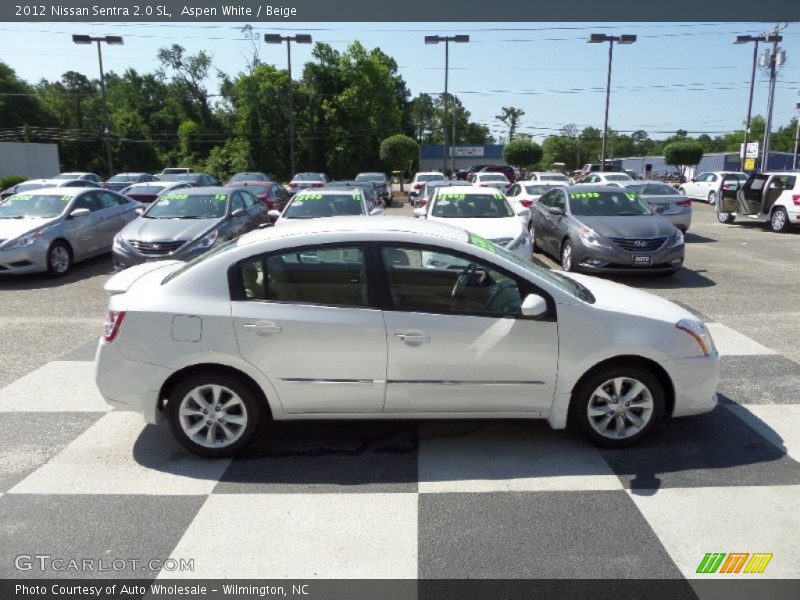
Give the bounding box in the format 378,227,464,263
502,138,543,176
663,141,704,181
380,134,419,193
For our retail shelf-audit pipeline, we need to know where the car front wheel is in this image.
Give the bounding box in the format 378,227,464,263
46,241,73,277
708,191,717,205
771,208,790,233
167,372,262,457
571,365,666,448
717,212,735,224
560,240,574,271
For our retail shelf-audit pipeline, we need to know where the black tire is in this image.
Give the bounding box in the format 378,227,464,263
770,208,790,233
560,239,574,272
570,364,666,448
717,212,735,225
46,240,73,278
529,222,540,254
167,372,263,458
385,196,393,208
678,187,686,195
707,191,717,205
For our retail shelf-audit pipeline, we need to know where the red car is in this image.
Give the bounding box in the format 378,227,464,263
230,181,291,218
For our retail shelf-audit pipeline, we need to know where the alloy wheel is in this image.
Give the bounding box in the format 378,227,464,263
49,246,70,274
178,384,248,448
586,377,654,440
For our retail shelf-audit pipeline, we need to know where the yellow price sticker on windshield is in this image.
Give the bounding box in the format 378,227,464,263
439,192,466,200
299,193,324,200
572,192,600,199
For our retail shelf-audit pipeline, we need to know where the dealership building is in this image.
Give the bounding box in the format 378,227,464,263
420,144,506,173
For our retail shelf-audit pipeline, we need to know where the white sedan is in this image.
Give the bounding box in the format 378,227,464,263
412,185,531,259
506,180,568,212
472,172,512,192
95,217,720,457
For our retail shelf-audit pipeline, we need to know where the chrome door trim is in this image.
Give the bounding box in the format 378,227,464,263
387,380,545,386
281,378,378,385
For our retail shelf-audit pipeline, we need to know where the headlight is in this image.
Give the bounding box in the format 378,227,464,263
577,225,610,248
11,230,43,249
507,229,531,250
676,319,715,356
669,229,684,247
113,233,126,250
192,228,219,249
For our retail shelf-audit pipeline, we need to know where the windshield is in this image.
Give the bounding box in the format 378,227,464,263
603,174,632,181
569,191,653,216
230,173,267,182
479,174,509,182
127,184,169,195
539,174,568,182
467,232,594,303
52,174,81,180
524,185,555,195
432,191,514,218
283,193,365,218
355,173,385,182
642,183,681,196
237,185,268,195
292,173,325,182
15,182,50,192
144,192,228,219
0,194,69,218
109,175,139,183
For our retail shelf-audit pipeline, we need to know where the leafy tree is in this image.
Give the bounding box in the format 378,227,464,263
503,138,542,171
663,140,703,178
380,134,418,191
496,106,525,142
0,63,52,130
542,135,578,170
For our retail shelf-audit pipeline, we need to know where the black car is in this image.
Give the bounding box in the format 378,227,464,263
528,185,684,275
355,172,392,206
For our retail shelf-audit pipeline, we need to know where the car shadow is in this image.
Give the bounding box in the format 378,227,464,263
0,253,113,290
684,231,716,244
131,401,799,493
605,267,716,289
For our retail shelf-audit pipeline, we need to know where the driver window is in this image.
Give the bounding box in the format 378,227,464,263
230,193,246,212
552,191,566,211
379,246,524,317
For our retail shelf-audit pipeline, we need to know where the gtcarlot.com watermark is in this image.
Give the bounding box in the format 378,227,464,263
15,554,194,573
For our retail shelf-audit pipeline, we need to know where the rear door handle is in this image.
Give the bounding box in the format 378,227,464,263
243,321,282,334
394,333,430,344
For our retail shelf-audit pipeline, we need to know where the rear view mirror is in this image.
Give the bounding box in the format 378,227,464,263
548,206,565,216
521,294,548,317
267,210,282,220
70,208,90,219
412,208,426,218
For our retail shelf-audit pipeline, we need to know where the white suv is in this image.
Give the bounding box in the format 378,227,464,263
717,171,800,232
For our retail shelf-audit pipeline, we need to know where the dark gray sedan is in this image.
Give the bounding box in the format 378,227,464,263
112,187,269,270
528,186,684,275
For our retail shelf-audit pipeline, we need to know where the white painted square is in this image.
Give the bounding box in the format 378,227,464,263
8,412,230,495
418,422,623,493
706,323,776,356
162,493,418,578
0,361,110,412
726,404,800,462
628,486,800,578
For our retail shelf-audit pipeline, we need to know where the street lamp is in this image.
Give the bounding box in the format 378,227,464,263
734,33,782,172
793,97,799,171
425,34,469,176
265,33,312,177
72,34,124,177
587,33,636,169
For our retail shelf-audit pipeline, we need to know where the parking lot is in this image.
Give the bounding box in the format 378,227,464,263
1,199,800,583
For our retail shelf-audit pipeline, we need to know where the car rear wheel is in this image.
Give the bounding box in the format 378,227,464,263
529,223,540,254
707,191,717,205
167,372,262,458
678,187,686,195
560,240,574,271
572,365,666,448
770,208,790,233
717,212,735,224
46,241,72,277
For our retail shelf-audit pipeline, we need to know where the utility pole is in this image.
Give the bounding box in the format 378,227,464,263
793,99,800,170
760,24,787,173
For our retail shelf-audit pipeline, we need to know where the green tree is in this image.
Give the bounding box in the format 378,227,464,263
380,134,418,191
663,140,703,178
503,138,542,171
0,62,52,131
496,106,525,142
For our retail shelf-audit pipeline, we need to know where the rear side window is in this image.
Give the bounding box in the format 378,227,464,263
237,246,368,307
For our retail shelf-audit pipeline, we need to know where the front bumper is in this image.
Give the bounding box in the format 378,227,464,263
572,239,685,274
0,241,50,274
112,241,208,270
95,340,171,424
664,351,720,418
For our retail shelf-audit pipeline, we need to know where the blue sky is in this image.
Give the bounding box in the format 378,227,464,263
1,21,798,142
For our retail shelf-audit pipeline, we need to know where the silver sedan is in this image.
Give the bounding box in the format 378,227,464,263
0,187,140,276
620,181,692,232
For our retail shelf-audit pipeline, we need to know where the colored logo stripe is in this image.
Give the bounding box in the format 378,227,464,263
744,553,773,574
696,552,773,574
697,553,726,573
719,553,749,573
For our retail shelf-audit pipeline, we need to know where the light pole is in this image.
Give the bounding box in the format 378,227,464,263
265,33,312,178
587,33,636,169
72,34,123,177
425,34,469,176
759,30,787,173
793,98,799,171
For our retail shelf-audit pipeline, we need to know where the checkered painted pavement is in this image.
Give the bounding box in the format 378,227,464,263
1,317,799,583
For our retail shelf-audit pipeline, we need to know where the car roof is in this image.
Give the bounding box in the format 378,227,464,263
760,171,799,176
177,186,235,194
295,187,364,195
434,185,498,194
415,172,445,177
565,185,628,193
237,216,469,248
230,180,271,185
519,180,567,185
15,187,88,196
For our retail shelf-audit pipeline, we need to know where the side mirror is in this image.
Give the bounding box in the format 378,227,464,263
548,206,565,216
369,207,385,216
521,294,548,318
268,209,282,220
134,206,145,215
515,208,530,218
231,208,246,218
412,207,426,219
70,208,90,219
258,222,273,229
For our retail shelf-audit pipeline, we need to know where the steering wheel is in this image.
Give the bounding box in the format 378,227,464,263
451,263,488,298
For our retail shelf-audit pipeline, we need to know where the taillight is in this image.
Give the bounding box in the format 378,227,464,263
520,199,533,208
418,200,427,207
414,183,423,190
103,310,126,343
793,195,800,206
288,182,297,188
312,182,324,188
677,199,692,207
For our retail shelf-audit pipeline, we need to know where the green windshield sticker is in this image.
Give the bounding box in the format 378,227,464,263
493,193,505,200
571,192,601,199
215,194,227,201
14,195,32,201
468,232,497,254
352,193,360,200
438,192,466,200
298,193,324,200
61,195,71,202
625,193,637,200
162,193,188,200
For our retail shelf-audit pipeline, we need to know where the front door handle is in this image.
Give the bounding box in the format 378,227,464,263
243,321,282,334
394,332,430,344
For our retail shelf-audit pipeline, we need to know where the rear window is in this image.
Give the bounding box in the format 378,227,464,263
109,175,139,183
416,174,446,183
293,173,325,182
162,239,239,284
127,185,168,195
643,183,680,196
